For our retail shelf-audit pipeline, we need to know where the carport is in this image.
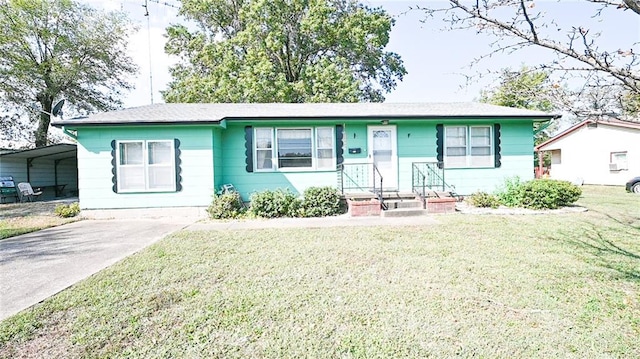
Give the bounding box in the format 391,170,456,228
0,144,78,200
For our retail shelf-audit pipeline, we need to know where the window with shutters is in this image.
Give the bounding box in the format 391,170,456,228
444,126,494,168
253,127,335,171
116,140,176,192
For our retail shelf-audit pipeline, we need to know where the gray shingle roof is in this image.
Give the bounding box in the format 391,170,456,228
53,102,559,126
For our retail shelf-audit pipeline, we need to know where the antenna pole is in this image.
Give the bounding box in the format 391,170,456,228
144,0,154,104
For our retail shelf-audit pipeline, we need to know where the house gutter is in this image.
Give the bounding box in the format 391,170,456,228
62,127,78,140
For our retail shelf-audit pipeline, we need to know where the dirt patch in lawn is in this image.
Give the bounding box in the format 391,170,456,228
0,199,78,219
0,198,80,239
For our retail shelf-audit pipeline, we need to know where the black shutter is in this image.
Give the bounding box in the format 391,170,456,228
494,124,502,168
245,126,253,173
174,139,183,191
436,124,444,169
110,140,118,193
336,125,344,166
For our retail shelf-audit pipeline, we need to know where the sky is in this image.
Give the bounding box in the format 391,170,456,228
85,0,640,108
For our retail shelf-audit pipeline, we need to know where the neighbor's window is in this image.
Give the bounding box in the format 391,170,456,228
551,149,561,165
254,127,335,171
610,151,628,171
117,140,175,192
444,126,493,168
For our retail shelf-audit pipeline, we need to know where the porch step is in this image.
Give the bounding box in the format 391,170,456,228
381,208,429,217
381,191,418,200
384,199,424,210
343,191,417,201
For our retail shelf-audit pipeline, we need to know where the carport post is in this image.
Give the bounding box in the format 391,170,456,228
26,158,33,182
54,159,61,196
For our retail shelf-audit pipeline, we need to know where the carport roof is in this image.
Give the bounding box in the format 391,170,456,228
0,143,76,160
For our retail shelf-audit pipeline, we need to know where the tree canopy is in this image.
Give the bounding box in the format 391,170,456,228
421,0,639,120
480,66,558,145
480,67,554,113
0,0,137,147
163,0,406,103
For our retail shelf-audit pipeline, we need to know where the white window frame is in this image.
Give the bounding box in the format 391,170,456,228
610,151,628,171
254,128,274,171
315,127,335,170
253,127,336,172
276,128,314,170
444,125,494,168
116,140,176,192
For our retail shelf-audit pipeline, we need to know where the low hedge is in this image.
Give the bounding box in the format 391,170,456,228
208,192,245,219
515,179,582,210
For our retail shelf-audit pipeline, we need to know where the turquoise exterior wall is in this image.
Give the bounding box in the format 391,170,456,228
213,128,223,191
75,125,215,209
71,117,536,209
439,120,534,194
342,123,368,161
222,123,339,201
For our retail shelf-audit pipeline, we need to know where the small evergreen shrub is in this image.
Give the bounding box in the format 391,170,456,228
516,179,582,210
207,192,245,219
301,186,343,217
496,176,523,207
468,191,500,209
54,202,80,218
250,189,302,218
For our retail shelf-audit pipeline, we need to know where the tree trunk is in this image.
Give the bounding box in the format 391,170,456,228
34,96,53,147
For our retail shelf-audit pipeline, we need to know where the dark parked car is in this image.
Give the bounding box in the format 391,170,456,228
626,176,640,193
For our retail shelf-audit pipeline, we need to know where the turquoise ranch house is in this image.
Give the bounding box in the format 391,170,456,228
52,103,558,211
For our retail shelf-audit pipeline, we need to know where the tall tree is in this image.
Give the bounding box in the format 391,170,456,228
0,0,137,147
163,0,406,103
420,0,639,119
480,66,558,143
480,66,559,169
480,67,554,113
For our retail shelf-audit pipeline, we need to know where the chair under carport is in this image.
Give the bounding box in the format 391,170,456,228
0,144,78,201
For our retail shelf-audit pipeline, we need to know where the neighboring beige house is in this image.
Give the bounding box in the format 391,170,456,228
535,119,640,186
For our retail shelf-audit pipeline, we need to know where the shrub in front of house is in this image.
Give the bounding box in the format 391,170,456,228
208,192,245,219
515,179,582,210
250,189,302,218
54,202,80,218
301,186,344,217
492,178,582,210
496,176,523,207
468,191,500,209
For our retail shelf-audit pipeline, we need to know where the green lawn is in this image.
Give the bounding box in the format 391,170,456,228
1,186,639,358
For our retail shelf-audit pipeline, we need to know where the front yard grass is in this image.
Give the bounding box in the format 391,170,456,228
1,186,639,357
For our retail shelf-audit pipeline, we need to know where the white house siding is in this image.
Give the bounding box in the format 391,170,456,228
540,124,640,186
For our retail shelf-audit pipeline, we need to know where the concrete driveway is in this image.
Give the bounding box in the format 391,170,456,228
0,219,193,321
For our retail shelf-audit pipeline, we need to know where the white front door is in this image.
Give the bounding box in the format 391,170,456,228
368,125,398,190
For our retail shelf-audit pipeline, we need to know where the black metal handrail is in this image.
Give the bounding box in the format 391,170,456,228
338,162,385,209
372,163,385,209
412,162,456,205
412,164,427,209
338,163,371,193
